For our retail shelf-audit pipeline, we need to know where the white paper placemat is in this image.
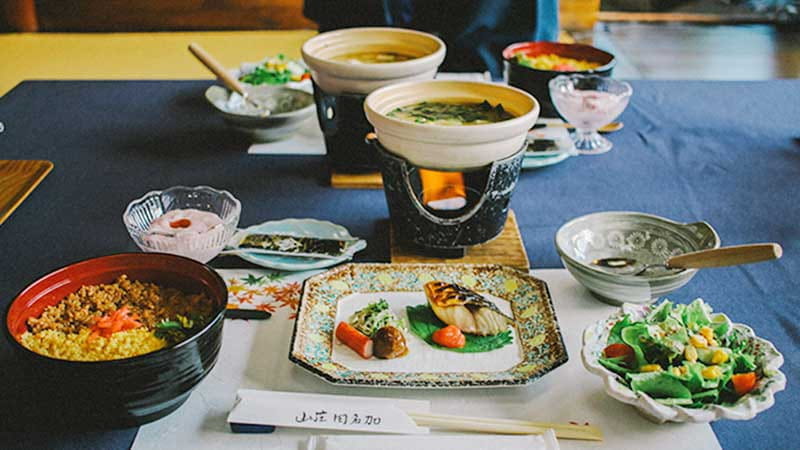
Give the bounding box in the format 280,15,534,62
248,116,326,155
132,269,720,450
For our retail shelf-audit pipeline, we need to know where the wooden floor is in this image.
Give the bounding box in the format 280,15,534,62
0,23,798,96
589,23,800,79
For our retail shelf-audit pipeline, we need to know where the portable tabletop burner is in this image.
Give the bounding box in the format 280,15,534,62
374,139,526,258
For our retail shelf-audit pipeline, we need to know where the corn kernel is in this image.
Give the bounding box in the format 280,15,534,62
680,366,689,375
641,364,663,373
671,367,682,376
701,365,723,379
690,334,709,348
711,349,729,364
708,338,719,347
699,326,715,341
685,345,698,362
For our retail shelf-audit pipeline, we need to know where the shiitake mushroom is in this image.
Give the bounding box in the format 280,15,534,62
372,325,409,359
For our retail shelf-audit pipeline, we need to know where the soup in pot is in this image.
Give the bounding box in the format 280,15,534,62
387,100,515,125
332,51,417,64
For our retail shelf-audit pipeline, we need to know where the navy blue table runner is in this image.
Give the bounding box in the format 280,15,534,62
0,80,798,449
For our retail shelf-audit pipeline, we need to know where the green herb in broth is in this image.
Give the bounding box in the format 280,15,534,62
387,100,514,125
333,51,417,64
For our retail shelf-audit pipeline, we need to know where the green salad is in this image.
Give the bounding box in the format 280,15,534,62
600,299,764,408
348,299,403,337
239,54,310,85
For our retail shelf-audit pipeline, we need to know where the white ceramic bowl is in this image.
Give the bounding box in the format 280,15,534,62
582,302,786,423
301,27,446,95
555,211,720,305
364,80,540,169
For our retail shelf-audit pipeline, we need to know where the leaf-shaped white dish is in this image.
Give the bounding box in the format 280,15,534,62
227,219,366,271
581,302,786,423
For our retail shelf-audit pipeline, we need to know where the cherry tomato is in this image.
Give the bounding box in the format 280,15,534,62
731,372,758,396
603,343,635,366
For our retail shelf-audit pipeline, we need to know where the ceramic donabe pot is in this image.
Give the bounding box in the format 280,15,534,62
365,80,539,170
301,27,446,95
302,27,446,172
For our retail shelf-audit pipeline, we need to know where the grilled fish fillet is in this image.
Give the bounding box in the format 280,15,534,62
424,281,512,336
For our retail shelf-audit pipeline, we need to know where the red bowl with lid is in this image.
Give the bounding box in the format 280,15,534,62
503,41,615,117
4,253,227,429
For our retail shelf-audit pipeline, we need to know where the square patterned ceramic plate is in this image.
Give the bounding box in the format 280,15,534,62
289,263,568,388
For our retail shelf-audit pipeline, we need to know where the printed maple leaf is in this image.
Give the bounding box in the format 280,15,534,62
241,274,266,286
266,272,286,281
274,282,302,310
228,284,247,295
261,285,280,297
235,293,254,304
255,302,277,313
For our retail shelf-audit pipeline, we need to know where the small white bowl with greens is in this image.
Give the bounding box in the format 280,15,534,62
582,298,785,423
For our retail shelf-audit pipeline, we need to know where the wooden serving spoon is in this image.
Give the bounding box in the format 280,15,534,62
188,42,270,116
592,243,783,276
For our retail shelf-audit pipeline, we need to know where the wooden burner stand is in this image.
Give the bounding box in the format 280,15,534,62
389,210,530,271
330,171,383,189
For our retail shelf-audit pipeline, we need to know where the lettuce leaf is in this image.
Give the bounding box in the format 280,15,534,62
734,353,757,373
621,323,650,368
682,298,713,332
646,299,673,323
608,315,632,345
710,313,732,338
692,389,720,402
628,372,693,400
599,356,634,375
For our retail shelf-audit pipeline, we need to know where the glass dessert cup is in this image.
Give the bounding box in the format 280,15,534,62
549,74,632,154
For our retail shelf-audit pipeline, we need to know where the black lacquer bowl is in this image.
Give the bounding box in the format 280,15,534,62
4,253,228,429
503,41,615,118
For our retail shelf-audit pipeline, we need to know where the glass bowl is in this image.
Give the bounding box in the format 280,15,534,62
123,186,241,263
549,74,632,154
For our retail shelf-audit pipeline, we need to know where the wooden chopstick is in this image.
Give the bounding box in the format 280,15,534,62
408,412,603,441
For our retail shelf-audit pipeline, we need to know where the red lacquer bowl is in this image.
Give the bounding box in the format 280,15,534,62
502,41,616,118
4,253,227,429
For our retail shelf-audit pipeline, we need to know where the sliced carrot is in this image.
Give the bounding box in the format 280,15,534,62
122,317,142,330
432,325,466,348
89,306,142,339
731,372,758,396
335,322,373,359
